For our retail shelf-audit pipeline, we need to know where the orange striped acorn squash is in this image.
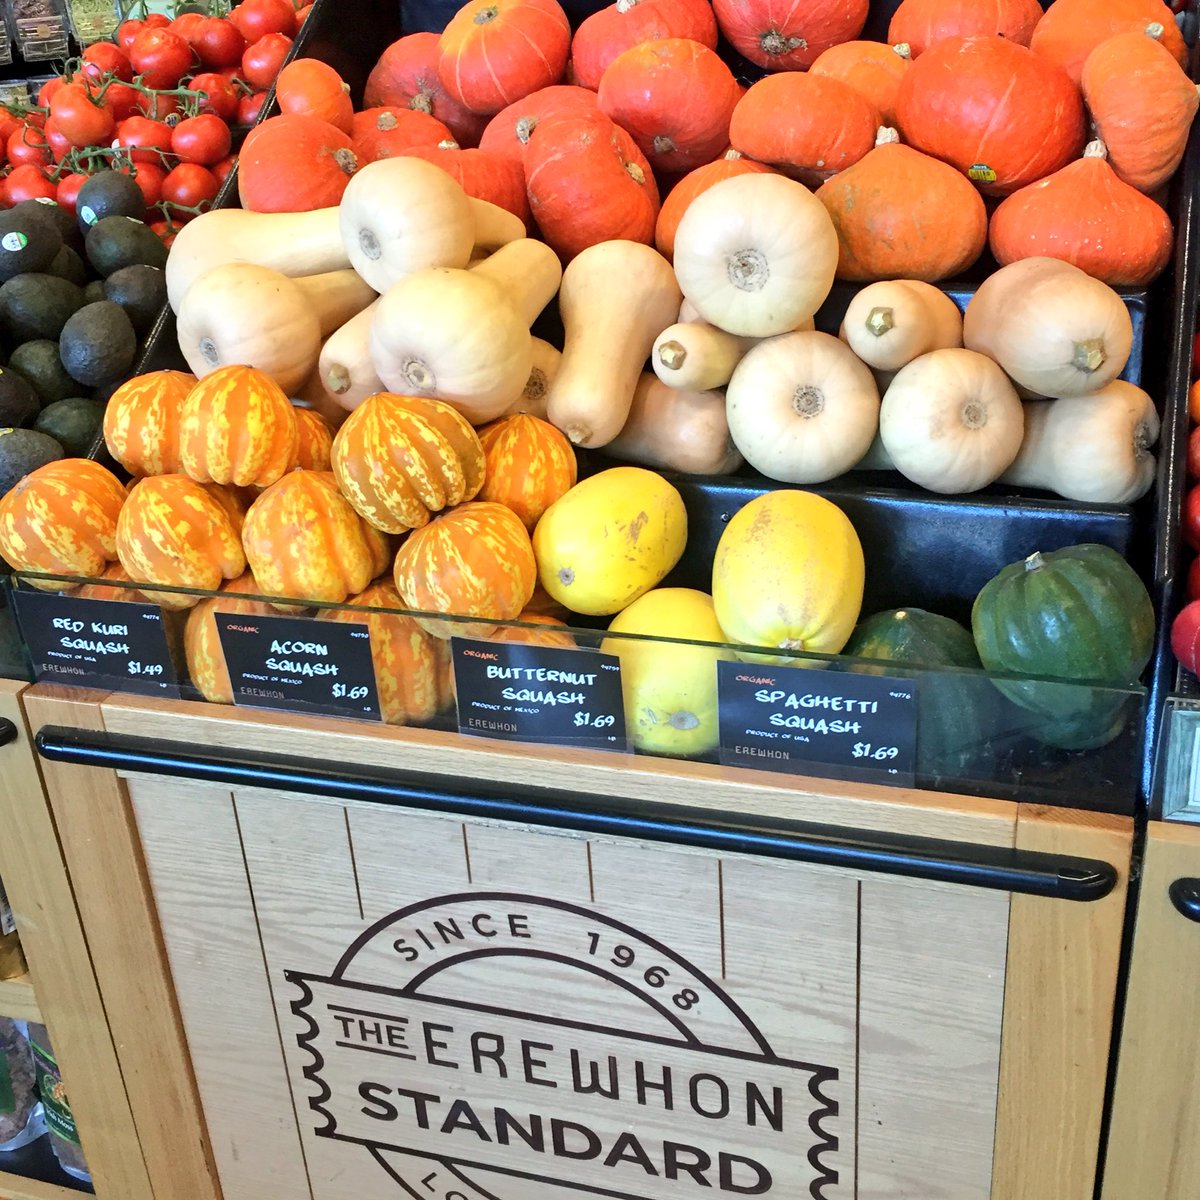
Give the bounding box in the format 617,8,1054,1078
487,610,576,648
477,412,577,532
184,573,281,704
102,370,197,477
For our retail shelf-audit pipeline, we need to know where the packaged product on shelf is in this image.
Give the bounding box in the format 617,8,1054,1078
0,1017,44,1152
26,1023,89,1183
3,0,69,60
0,878,25,982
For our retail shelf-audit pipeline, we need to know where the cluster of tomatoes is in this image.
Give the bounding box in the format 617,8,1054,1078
0,0,310,241
1170,342,1200,674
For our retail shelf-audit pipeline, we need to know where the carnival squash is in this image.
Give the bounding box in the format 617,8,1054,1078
74,563,142,603
478,413,577,531
116,474,246,609
810,40,911,125
0,458,125,588
184,573,280,704
989,141,1174,286
888,0,1042,55
393,500,538,638
546,239,681,447
292,406,334,472
894,36,1085,196
713,0,869,71
533,466,686,615
331,392,484,533
242,470,390,607
571,0,718,89
971,543,1155,749
488,611,576,648
673,173,838,337
319,579,455,724
712,489,865,658
102,370,195,476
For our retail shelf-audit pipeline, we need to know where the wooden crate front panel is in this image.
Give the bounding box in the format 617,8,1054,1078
131,780,1012,1200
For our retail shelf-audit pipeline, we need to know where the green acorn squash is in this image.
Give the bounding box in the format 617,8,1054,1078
971,543,1154,750
844,607,998,778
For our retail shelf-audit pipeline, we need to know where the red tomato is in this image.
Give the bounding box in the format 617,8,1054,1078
241,32,292,89
0,110,22,148
172,113,232,164
193,16,246,69
1189,427,1200,478
137,90,183,122
237,90,267,125
211,153,237,183
1193,330,1200,380
1189,556,1200,601
117,19,144,52
188,72,239,122
162,162,220,215
1186,484,1200,551
105,80,142,122
42,119,72,163
7,125,51,168
1173,599,1200,674
294,3,313,31
148,218,179,247
55,171,88,215
171,11,205,41
230,0,295,42
123,160,167,207
4,165,55,205
130,27,193,89
49,82,116,149
82,39,134,83
36,77,64,108
116,115,176,165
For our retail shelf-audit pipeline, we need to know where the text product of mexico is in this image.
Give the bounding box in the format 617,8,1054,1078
288,893,840,1198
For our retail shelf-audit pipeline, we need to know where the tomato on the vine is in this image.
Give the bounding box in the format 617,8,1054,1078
236,90,267,125
36,77,64,108
55,171,89,216
4,165,55,205
211,153,237,184
82,40,133,83
130,27,193,89
294,4,314,31
188,72,240,122
171,11,206,41
172,113,231,164
116,115,176,165
162,162,220,216
230,0,295,42
121,160,168,208
104,80,142,122
1186,484,1200,552
7,125,51,168
148,218,179,247
50,82,117,149
1189,555,1200,601
117,11,170,52
0,110,23,148
42,119,73,163
241,32,292,90
193,16,246,69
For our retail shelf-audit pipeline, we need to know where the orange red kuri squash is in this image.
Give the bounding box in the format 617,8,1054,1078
275,58,354,133
477,413,578,531
319,580,455,725
179,365,300,490
597,38,741,174
331,392,486,534
525,109,659,260
571,0,718,90
351,107,453,163
116,473,246,609
894,35,1086,196
393,500,538,638
989,140,1174,286
0,459,126,589
730,72,879,185
809,40,911,125
242,470,391,607
888,0,1043,56
815,127,987,281
184,573,280,704
237,114,359,212
1081,30,1200,194
713,0,869,71
401,139,530,221
437,0,571,116
478,85,599,168
102,369,195,477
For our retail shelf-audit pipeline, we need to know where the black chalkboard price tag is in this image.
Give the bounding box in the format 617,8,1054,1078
215,613,381,722
717,660,918,787
12,588,181,698
451,637,627,751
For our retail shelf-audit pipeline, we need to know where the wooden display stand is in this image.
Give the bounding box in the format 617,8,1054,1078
19,682,1135,1200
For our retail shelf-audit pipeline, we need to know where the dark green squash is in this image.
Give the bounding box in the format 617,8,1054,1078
971,544,1154,750
845,607,999,778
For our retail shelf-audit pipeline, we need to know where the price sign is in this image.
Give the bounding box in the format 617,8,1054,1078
12,588,181,698
716,660,917,787
451,637,627,751
215,612,381,722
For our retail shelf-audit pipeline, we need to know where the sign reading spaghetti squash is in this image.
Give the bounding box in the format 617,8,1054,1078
287,894,840,1199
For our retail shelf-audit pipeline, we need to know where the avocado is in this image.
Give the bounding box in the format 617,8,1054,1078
9,339,82,404
104,264,167,334
46,244,88,287
83,280,106,305
0,207,62,282
13,198,82,253
85,216,167,277
0,367,40,428
33,397,105,456
0,274,86,341
0,427,63,496
76,171,146,233
59,301,137,387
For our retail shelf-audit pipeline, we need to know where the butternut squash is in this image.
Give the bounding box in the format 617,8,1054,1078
726,331,880,483
294,270,378,336
652,321,757,392
546,241,682,448
473,198,527,251
501,338,562,419
605,373,743,476
318,301,383,413
165,206,349,312
839,278,961,371
468,238,562,326
291,355,349,428
679,296,815,332
1000,380,1159,503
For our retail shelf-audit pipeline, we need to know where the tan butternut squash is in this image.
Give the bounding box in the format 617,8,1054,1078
546,241,682,447
468,238,562,326
605,373,743,476
294,270,378,336
652,321,757,391
839,278,961,371
473,198,527,251
679,296,814,332
501,338,562,419
318,301,383,413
